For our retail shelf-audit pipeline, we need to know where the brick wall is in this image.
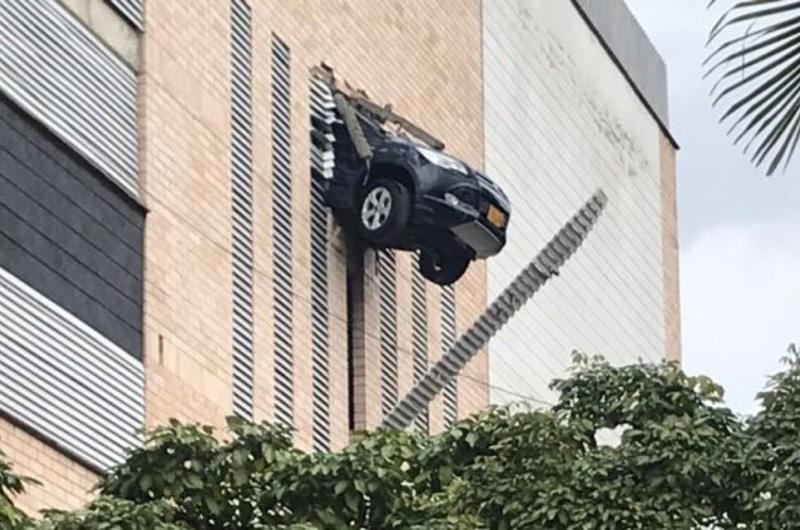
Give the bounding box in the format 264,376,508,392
139,0,233,432
660,134,682,363
0,418,97,516
141,0,488,449
255,0,489,434
1,0,489,516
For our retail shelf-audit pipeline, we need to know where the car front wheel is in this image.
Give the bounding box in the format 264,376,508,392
419,245,471,286
356,179,410,246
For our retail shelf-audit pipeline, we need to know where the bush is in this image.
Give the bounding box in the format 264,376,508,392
4,350,800,529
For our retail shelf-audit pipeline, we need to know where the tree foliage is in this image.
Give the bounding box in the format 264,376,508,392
706,0,800,175
4,349,800,528
1,448,35,529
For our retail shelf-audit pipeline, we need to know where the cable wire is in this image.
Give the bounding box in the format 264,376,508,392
457,372,556,408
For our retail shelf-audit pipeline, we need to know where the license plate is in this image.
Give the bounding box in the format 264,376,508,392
487,205,506,228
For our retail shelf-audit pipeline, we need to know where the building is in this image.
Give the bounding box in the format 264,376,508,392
0,0,488,514
0,0,677,515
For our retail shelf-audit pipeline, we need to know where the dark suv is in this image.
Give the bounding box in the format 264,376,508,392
312,82,511,286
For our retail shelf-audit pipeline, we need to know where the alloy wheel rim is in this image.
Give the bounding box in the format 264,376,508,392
361,186,392,230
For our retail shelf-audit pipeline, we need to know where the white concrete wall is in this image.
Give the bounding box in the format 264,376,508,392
484,0,666,406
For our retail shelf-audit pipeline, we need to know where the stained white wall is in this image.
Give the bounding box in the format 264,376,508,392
484,0,666,406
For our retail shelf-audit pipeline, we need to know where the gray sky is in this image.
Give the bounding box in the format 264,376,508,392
626,0,800,414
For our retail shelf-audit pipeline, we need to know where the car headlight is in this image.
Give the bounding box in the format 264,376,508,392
444,193,461,206
418,147,468,175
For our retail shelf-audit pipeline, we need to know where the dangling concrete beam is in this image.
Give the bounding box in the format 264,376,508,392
381,189,609,430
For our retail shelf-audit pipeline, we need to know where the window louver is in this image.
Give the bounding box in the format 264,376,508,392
271,36,294,428
378,250,399,418
308,76,333,451
0,1,138,197
108,0,144,30
0,266,144,471
441,285,458,427
230,0,254,420
309,76,336,180
411,256,429,432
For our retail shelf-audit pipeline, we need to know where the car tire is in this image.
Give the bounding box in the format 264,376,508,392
356,179,411,246
419,246,471,286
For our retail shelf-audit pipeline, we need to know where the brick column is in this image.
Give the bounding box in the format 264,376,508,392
660,134,682,364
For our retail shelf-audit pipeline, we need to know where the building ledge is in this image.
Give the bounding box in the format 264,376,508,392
572,0,679,149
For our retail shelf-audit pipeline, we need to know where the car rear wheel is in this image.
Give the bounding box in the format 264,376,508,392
419,245,471,286
357,179,410,246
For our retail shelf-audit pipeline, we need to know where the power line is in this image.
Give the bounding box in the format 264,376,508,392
457,372,555,408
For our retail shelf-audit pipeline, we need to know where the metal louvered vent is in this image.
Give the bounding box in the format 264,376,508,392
309,76,336,179
0,266,144,471
308,76,332,452
0,1,138,197
411,257,429,432
271,36,294,428
382,190,609,430
230,0,254,420
441,285,458,427
108,0,144,30
378,250,399,417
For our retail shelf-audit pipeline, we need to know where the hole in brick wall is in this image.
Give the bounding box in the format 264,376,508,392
310,65,511,288
158,334,164,366
345,237,365,431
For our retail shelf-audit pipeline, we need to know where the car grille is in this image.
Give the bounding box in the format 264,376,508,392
450,182,507,233
451,186,481,207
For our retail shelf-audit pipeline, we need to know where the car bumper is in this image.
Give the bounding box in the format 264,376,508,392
414,196,506,258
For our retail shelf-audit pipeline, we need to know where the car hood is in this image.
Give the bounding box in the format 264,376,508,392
381,136,511,213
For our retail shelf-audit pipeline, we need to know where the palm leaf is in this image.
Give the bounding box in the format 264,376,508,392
707,0,792,41
727,64,800,139
704,13,800,71
742,86,800,154
777,105,800,171
707,0,800,174
706,28,800,84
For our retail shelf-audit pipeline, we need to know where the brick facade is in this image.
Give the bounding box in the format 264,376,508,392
139,0,234,433
0,418,97,515
140,0,488,447
5,0,488,512
660,133,682,363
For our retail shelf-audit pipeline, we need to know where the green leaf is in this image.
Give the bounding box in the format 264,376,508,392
354,479,367,494
707,1,800,174
466,432,479,448
184,473,203,489
381,444,395,460
438,466,454,485
138,474,152,493
334,480,349,495
345,491,361,512
204,495,221,515
233,468,249,486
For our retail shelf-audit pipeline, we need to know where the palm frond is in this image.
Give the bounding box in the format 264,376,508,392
707,0,800,174
725,64,800,139
704,14,800,67
704,22,800,79
709,1,800,40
